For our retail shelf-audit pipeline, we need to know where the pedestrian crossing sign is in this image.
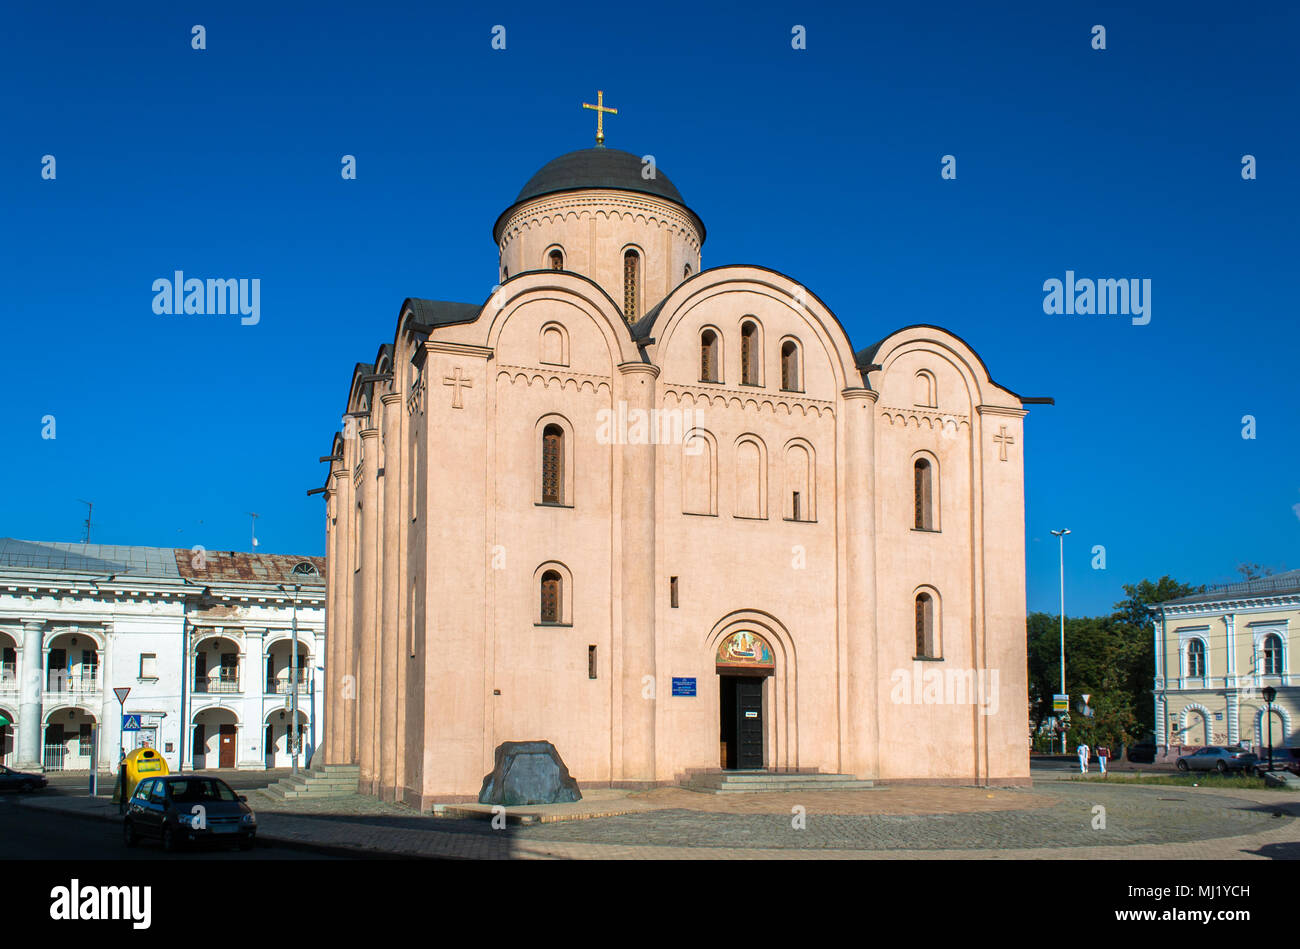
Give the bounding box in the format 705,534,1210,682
122,714,142,731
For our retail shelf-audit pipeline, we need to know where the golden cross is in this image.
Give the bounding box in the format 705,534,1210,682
582,90,618,147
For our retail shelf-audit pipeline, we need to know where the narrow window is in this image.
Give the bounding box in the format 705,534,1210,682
623,250,640,321
670,576,679,608
700,330,719,382
914,459,934,530
549,249,564,270
684,263,692,278
139,654,157,679
741,321,759,385
1187,639,1206,677
792,491,801,521
588,645,597,679
540,571,562,624
781,341,799,390
1264,634,1283,675
542,424,564,504
915,593,935,658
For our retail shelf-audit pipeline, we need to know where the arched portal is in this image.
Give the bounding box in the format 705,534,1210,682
715,630,775,770
192,707,240,769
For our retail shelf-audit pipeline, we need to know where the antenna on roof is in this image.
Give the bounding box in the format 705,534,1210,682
76,499,94,544
246,512,259,551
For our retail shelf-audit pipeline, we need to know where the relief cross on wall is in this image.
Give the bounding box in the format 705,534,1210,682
443,367,473,409
993,425,1015,461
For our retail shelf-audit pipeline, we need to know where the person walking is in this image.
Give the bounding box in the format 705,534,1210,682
1097,743,1110,775
1077,741,1091,774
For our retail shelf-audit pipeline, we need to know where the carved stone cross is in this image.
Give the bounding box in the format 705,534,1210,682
443,367,472,409
993,425,1015,461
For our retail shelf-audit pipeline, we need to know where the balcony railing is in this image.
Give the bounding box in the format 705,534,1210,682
45,672,102,694
0,662,16,690
194,672,241,694
268,672,312,695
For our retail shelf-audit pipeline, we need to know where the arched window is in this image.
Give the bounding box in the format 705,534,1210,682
682,431,716,515
781,340,800,391
684,263,692,278
1263,634,1284,675
700,329,720,382
734,436,766,518
542,425,564,504
623,250,640,322
915,370,937,408
915,592,936,658
540,570,562,624
785,442,814,521
741,321,759,385
914,458,935,530
1187,639,1206,678
540,322,568,366
549,249,564,270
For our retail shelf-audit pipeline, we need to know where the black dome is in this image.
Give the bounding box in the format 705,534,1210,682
494,147,705,244
515,147,686,206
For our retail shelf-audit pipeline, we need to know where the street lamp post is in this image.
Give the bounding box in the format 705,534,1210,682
1051,528,1071,753
1263,686,1277,772
278,582,302,775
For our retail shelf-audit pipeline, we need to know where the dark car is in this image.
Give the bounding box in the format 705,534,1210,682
1251,748,1300,777
123,774,257,851
1175,746,1258,773
0,765,48,792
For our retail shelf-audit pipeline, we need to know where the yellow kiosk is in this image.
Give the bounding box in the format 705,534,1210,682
123,745,169,800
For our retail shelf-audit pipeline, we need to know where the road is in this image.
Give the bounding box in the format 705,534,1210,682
0,791,345,860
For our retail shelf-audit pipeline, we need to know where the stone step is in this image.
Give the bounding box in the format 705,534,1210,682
683,772,875,792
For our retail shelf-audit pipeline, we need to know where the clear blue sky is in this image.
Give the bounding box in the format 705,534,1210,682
1,1,1295,616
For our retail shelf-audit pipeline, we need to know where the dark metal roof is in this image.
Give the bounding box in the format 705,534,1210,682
405,298,482,330
493,148,705,244
174,550,325,587
0,538,180,578
1163,569,1300,606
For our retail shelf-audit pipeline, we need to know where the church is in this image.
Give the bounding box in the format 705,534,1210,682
319,98,1037,804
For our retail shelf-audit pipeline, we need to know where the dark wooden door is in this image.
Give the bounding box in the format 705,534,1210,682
192,724,205,768
218,724,236,768
735,678,764,769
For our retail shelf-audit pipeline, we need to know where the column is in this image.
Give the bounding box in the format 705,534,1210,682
840,389,879,779
16,620,45,770
617,362,658,781
357,427,380,791
379,392,403,799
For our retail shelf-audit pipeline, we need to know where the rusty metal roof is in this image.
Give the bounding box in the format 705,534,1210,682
173,549,325,586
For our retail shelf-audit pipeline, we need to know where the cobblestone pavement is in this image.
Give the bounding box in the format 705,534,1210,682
20,781,1300,860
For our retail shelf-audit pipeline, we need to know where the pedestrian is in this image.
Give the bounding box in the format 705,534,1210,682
1077,741,1090,774
1097,743,1110,775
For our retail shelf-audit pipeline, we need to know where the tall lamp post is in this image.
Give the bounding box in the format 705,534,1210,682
278,581,302,775
1051,528,1071,753
1263,686,1277,772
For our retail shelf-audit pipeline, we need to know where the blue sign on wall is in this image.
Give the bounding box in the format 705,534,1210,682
122,714,142,731
671,677,697,697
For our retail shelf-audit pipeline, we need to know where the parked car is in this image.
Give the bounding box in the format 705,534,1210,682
1175,746,1258,773
1126,742,1157,764
0,765,48,792
123,774,256,851
1251,748,1300,777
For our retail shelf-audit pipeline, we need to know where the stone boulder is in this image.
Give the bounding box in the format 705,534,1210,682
478,740,583,806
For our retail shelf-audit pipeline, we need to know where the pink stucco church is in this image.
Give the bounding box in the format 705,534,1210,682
319,111,1037,805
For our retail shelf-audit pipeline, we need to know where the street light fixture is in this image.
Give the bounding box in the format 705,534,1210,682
1051,528,1071,753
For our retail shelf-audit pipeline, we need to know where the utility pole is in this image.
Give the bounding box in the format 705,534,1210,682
1051,528,1071,753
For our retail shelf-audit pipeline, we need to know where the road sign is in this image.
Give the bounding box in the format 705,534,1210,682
1052,694,1069,712
122,714,142,731
113,687,131,706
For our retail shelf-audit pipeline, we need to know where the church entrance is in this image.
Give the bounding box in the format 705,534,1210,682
715,630,776,770
719,675,765,769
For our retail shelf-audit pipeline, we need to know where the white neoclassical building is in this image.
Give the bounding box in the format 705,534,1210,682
0,538,325,772
1154,569,1298,754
